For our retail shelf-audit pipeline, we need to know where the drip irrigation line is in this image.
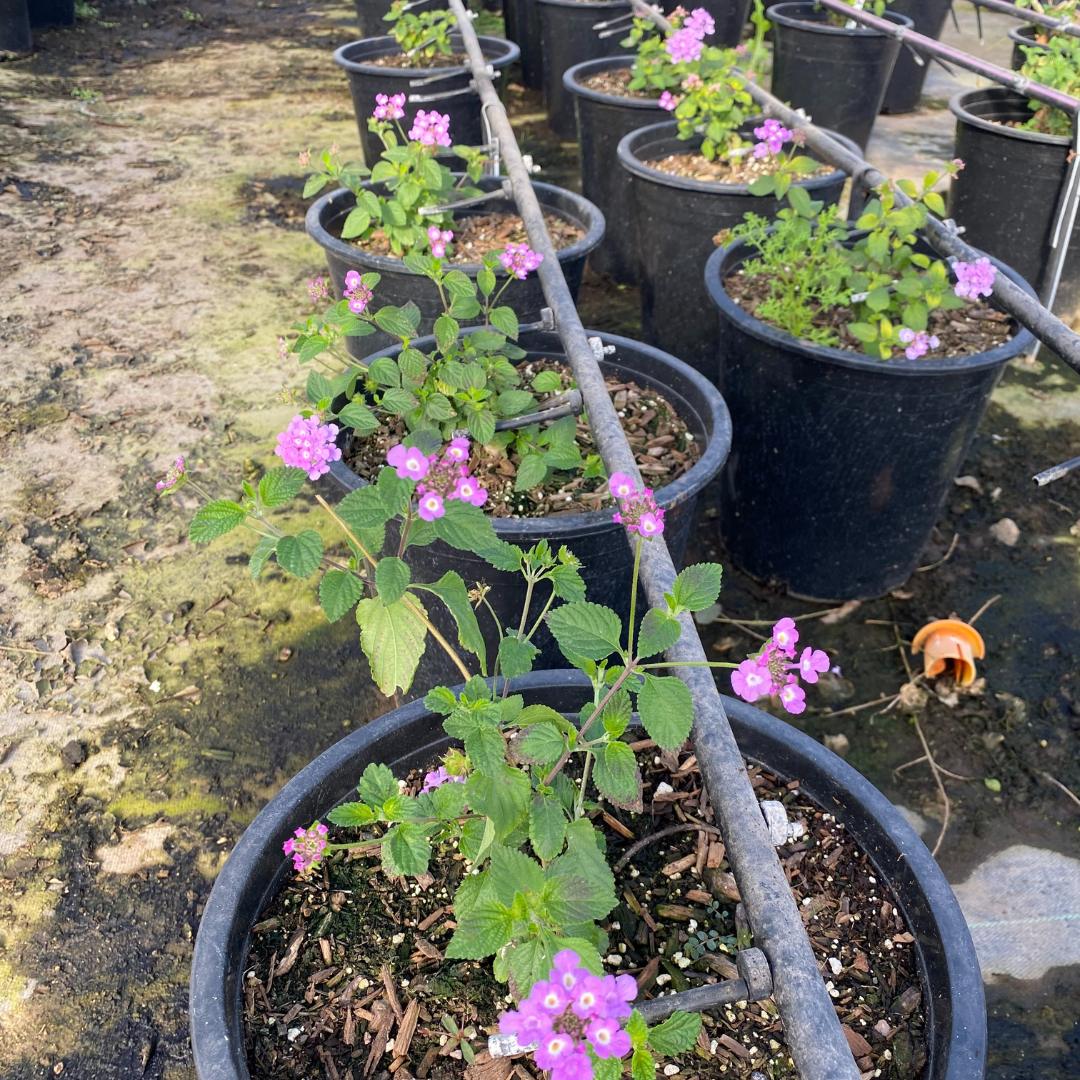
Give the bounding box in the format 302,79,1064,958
446,1,861,1075
969,0,1080,38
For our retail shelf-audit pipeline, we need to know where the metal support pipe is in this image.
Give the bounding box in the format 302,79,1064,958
445,1,861,1076
970,0,1080,38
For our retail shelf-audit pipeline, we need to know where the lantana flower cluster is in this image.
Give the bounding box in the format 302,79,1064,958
409,109,452,148
374,92,406,121
952,257,996,301
386,437,489,521
730,618,829,715
499,951,635,1080
752,118,799,158
156,456,187,492
428,225,453,258
283,821,328,874
500,243,544,280
898,328,940,360
664,6,714,65
344,270,374,315
608,473,665,538
421,765,466,792
275,414,343,481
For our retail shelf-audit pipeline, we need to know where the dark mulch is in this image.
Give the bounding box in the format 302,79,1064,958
368,52,470,69
647,152,834,185
580,69,658,100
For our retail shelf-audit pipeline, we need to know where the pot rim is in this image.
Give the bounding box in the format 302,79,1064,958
705,235,1037,375
326,327,732,537
563,55,662,110
615,119,853,196
189,668,985,1080
332,32,518,76
1006,22,1045,45
305,177,606,275
535,0,630,8
949,84,1070,147
766,1,913,36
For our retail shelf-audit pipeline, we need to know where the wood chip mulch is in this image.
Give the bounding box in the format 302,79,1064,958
243,742,928,1080
646,151,834,185
367,51,469,69
723,269,1016,360
342,364,701,518
580,68,658,100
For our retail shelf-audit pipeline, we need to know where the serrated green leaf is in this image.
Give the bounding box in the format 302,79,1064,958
249,535,277,578
515,722,565,767
275,530,323,579
866,287,892,312
434,313,460,355
356,593,428,696
338,485,393,535
373,306,418,340
457,816,488,863
529,793,567,861
326,801,376,827
547,602,623,662
490,845,545,904
532,370,563,393
636,607,682,659
375,556,410,605
368,356,401,388
303,174,330,198
357,763,399,808
464,765,530,841
593,1055,623,1080
319,569,365,622
602,688,632,738
748,175,776,197
477,267,496,296
489,306,519,340
670,563,723,613
467,408,496,447
414,571,486,670
259,466,307,508
340,207,371,239
593,739,640,809
647,1011,702,1056
498,634,539,680
338,400,380,435
189,500,246,544
631,1049,656,1080
549,565,586,604
426,686,458,715
637,673,693,751
432,497,499,553
545,841,617,922
382,820,433,877
444,900,513,959
497,389,535,417
381,387,418,414
306,370,333,406
626,1011,649,1050
515,452,548,492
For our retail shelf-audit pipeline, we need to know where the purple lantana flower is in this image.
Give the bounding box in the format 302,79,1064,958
499,242,544,279
897,327,941,360
386,443,430,481
283,821,328,874
665,27,703,63
417,491,445,521
156,456,186,492
343,270,373,314
373,92,406,121
275,415,342,480
658,90,677,111
683,7,715,38
409,109,452,147
953,257,995,301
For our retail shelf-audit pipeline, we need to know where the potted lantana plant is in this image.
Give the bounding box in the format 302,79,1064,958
705,169,1037,600
303,103,605,356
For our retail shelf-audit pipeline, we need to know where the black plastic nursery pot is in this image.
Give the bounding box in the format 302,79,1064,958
333,34,520,168
504,0,543,88
351,0,449,40
695,0,755,47
949,86,1080,320
27,0,72,27
306,175,605,357
536,0,632,140
616,119,857,376
1008,23,1046,70
705,239,1036,601
564,56,662,284
189,668,987,1080
324,328,730,690
0,0,32,53
879,0,952,114
767,2,912,149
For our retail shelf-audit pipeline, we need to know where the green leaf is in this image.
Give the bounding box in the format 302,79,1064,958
338,484,393,534
514,452,548,492
341,207,371,239
381,388,418,414
490,844,545,904
303,173,330,198
326,801,376,827
532,370,563,393
529,793,567,861
382,820,433,877
593,1056,623,1080
547,602,624,662
602,688,632,738
637,674,693,751
374,306,419,340
377,466,414,516
477,267,496,296
847,321,879,344
429,778,467,820
518,704,569,728
189,500,246,544
458,816,488,863
593,739,641,809
319,569,365,622
259,466,307,508
368,356,401,388
338,400,380,435
636,608,682,659
497,389,535,417
626,1011,649,1051
467,408,496,447
398,347,428,383
306,370,333,406
434,313,460,355
432,498,499,553
545,842,616,922
425,686,458,715
414,571,487,670
489,306,519,339
515,722,565,767
648,1012,702,1056
748,175,776,197
866,287,892,312
444,900,513,959
356,593,428,696
924,190,946,216
276,530,324,579
375,556,411,605
670,563,723,613
632,1049,656,1080
357,763,399,808
464,765,530,841
249,535,277,578
498,634,539,679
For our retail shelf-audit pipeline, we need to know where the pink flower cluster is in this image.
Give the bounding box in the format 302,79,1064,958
283,821,328,874
953,257,995,301
374,92,406,121
665,28,703,63
499,951,635,1080
752,118,794,158
428,225,453,258
275,414,343,480
898,327,940,360
298,149,310,168
659,91,677,111
683,7,714,37
409,109,452,148
386,437,488,521
421,765,466,792
156,456,186,492
309,276,330,303
730,618,829,715
344,270,373,315
499,243,544,280
608,472,664,538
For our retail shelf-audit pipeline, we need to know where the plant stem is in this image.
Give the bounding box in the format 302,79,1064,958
575,750,593,820
398,505,413,558
627,536,642,660
524,585,557,643
517,573,537,638
637,661,739,669
315,493,378,568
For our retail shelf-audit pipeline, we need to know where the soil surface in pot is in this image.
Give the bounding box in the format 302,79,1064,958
347,212,584,265
342,361,702,516
723,269,1016,359
647,152,834,185
580,68,657,99
242,747,927,1080
367,51,471,69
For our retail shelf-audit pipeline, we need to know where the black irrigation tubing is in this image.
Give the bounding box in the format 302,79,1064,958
446,1,863,1077
969,0,1080,38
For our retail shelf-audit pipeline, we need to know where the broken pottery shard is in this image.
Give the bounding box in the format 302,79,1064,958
488,1034,538,1058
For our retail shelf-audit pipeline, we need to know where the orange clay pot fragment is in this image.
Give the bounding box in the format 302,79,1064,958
911,619,986,686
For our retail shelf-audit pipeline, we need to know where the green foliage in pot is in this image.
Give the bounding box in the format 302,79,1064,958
382,0,457,61
1018,35,1080,137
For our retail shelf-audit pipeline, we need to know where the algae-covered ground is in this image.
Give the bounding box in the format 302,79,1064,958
1,1,1079,1078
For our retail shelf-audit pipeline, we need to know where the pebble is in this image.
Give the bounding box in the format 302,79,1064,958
989,517,1020,546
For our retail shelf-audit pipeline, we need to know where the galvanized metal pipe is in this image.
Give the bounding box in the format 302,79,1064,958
446,2,862,1076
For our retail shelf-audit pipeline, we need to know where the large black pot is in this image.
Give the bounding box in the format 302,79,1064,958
27,0,72,26
325,328,730,689
564,56,661,284
536,0,632,140
334,34,520,168
696,0,755,46
879,0,952,114
768,2,913,149
949,86,1080,317
616,119,857,376
705,237,1036,601
351,0,449,39
504,0,543,88
0,0,32,52
306,176,605,357
1008,23,1048,70
189,668,987,1080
